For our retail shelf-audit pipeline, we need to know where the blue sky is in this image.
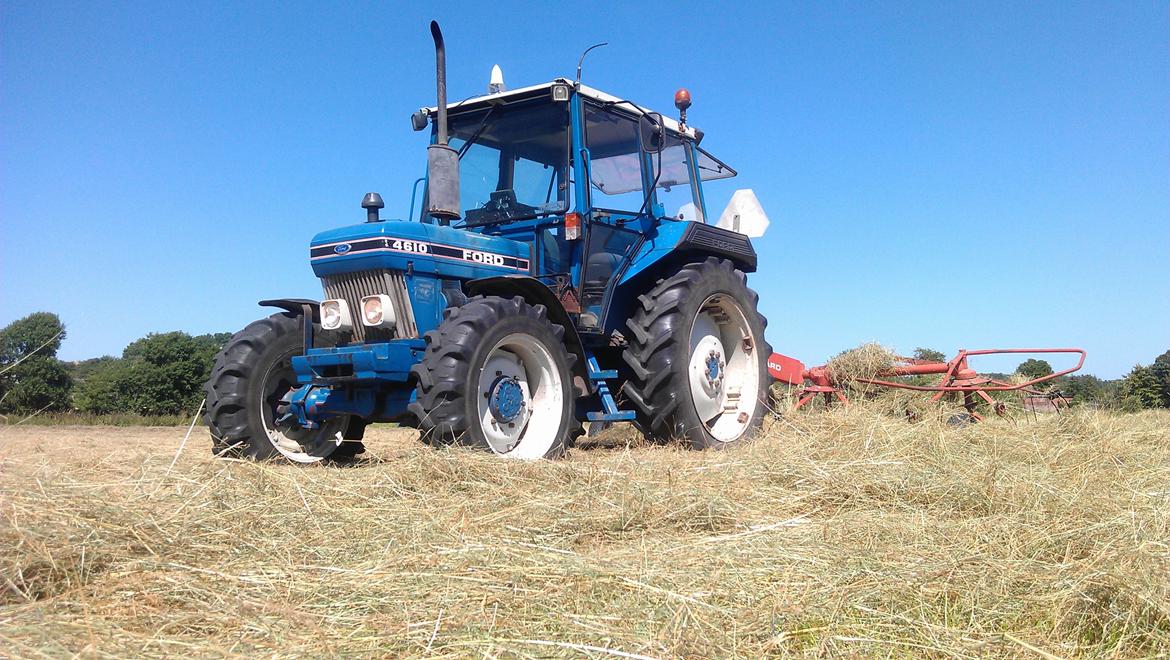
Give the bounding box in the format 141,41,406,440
2,1,1166,378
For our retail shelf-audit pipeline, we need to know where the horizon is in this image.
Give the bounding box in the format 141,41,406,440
2,2,1167,379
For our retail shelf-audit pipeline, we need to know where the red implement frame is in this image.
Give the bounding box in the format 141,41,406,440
771,348,1086,421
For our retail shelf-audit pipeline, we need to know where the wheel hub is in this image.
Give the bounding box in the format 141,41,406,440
705,350,724,387
488,376,525,423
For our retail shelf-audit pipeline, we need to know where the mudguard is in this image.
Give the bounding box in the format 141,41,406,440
619,220,757,286
259,298,320,322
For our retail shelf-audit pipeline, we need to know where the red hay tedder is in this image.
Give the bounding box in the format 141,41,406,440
768,348,1087,421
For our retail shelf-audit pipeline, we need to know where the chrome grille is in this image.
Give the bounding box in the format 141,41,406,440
321,269,418,341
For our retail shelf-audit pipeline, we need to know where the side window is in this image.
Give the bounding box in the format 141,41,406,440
652,138,701,221
584,105,646,213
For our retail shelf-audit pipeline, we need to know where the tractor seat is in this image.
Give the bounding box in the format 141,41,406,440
586,252,622,281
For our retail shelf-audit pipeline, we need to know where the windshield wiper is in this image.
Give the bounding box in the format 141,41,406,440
456,106,498,159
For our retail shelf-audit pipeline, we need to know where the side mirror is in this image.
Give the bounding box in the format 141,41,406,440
638,112,666,154
411,109,429,131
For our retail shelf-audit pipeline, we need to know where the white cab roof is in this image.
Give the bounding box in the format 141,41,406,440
425,78,697,139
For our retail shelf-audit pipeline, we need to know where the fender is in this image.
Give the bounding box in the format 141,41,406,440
259,298,321,349
618,220,757,286
259,298,321,322
466,276,590,396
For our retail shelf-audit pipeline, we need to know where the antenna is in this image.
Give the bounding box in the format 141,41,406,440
575,42,608,85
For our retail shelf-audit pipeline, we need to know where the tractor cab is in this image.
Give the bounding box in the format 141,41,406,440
414,79,738,331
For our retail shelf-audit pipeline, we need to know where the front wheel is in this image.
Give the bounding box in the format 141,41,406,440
409,295,580,459
623,258,772,449
203,312,356,463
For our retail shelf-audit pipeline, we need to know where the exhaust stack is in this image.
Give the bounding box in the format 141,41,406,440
426,21,461,221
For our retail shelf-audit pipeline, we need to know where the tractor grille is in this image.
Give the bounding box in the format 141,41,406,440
321,269,418,342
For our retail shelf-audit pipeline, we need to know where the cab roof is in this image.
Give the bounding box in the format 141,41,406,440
424,78,699,140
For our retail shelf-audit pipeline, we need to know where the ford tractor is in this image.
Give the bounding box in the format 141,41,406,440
203,23,773,462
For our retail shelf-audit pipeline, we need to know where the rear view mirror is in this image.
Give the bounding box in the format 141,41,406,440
638,112,665,153
411,109,429,132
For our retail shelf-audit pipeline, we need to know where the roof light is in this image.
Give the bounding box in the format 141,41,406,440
551,83,570,102
674,88,692,130
488,64,505,94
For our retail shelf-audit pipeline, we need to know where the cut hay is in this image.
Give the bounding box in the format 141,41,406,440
2,409,1168,657
825,342,900,382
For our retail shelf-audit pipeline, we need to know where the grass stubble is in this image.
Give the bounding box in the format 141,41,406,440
1,404,1167,658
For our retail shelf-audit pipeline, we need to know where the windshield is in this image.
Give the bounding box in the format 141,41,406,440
441,101,570,226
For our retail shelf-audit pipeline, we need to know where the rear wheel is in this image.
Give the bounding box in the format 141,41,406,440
204,313,359,463
409,295,580,459
623,258,772,449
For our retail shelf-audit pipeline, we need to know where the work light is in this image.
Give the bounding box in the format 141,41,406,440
360,294,397,328
320,299,352,331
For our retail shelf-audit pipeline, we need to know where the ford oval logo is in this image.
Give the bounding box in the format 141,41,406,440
334,243,352,254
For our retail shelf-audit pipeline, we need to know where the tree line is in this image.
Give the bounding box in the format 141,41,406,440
1,312,1168,418
1,312,227,418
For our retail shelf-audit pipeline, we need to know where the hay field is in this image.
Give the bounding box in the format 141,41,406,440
2,408,1168,658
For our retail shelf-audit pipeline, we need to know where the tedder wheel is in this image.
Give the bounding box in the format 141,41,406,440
409,295,581,459
204,312,361,463
623,257,772,449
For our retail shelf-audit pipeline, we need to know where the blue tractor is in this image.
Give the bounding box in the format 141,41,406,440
204,23,772,462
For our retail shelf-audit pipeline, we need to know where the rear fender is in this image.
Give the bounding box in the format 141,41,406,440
466,276,589,397
619,221,757,286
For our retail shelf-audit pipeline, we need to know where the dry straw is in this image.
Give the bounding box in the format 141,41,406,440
2,406,1168,657
825,343,900,383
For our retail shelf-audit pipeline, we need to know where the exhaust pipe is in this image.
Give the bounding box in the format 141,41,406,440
426,20,461,221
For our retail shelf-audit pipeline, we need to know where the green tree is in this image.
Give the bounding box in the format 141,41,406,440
75,332,229,416
912,347,947,363
0,312,73,414
1060,374,1119,407
1150,350,1170,407
1120,364,1164,410
1016,358,1054,380
73,359,133,415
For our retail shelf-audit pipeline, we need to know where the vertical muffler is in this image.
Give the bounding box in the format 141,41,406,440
426,21,461,221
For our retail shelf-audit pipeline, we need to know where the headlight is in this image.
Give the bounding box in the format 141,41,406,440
360,294,396,328
320,299,352,330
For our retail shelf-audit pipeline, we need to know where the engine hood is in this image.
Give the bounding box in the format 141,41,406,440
309,221,532,279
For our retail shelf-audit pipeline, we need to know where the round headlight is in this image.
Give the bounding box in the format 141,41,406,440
360,294,396,328
363,297,382,325
320,299,351,330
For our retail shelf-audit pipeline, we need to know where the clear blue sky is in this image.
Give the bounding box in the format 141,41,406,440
2,1,1167,378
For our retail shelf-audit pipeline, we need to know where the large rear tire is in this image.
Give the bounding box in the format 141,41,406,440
623,257,772,449
204,312,359,463
409,295,581,459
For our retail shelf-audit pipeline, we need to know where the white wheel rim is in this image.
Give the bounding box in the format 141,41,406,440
687,294,761,442
259,355,345,464
475,333,564,459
